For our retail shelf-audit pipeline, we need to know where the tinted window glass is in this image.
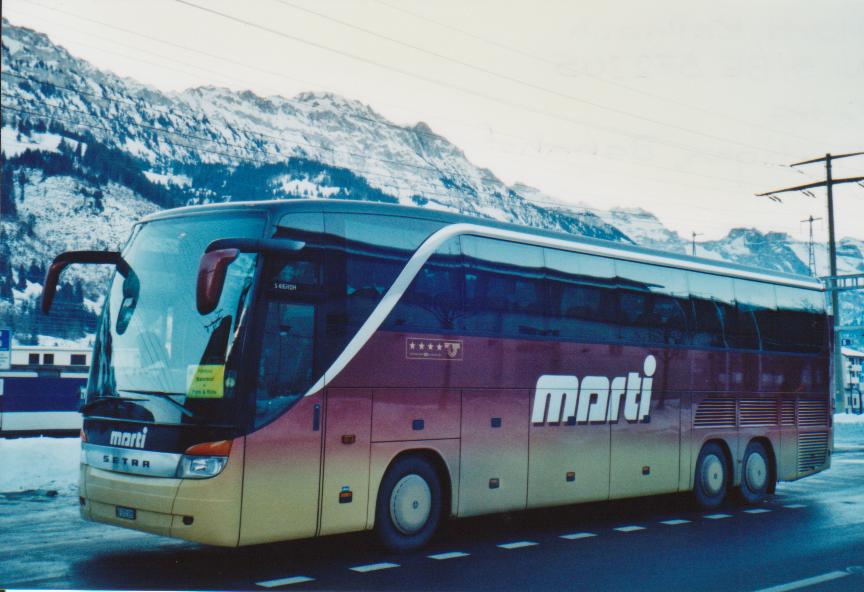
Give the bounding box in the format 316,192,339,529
545,249,618,342
615,260,689,345
688,272,734,348
319,214,442,367
772,286,827,353
462,236,545,337
732,279,777,351
385,238,463,333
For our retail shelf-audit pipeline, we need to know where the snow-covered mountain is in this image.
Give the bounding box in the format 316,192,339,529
1,19,861,345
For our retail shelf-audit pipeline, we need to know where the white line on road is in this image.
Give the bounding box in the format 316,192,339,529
257,576,314,587
704,513,733,519
614,525,646,532
783,504,806,509
350,562,400,573
428,551,470,560
560,532,597,540
660,519,691,525
498,541,538,549
751,570,850,592
744,508,772,514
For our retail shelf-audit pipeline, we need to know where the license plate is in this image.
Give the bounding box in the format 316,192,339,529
116,506,136,520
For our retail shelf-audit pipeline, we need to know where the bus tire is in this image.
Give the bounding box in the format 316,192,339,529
693,442,728,510
738,440,771,504
374,455,442,552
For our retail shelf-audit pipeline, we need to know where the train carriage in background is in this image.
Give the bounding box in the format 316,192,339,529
41,200,831,551
0,345,89,435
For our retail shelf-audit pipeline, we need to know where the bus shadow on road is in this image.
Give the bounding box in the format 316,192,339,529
70,492,752,589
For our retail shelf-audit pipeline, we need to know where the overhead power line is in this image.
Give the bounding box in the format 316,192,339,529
373,0,817,146
272,0,794,157
3,72,786,199
171,0,788,168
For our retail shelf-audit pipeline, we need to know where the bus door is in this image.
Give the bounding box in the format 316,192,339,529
240,255,325,545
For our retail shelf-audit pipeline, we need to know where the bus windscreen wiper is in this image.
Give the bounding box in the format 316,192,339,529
80,396,148,415
117,389,198,419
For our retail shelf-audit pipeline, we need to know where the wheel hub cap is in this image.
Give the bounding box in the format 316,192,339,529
390,474,431,535
746,452,767,490
701,454,724,496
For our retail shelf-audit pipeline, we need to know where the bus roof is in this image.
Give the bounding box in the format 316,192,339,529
143,199,823,290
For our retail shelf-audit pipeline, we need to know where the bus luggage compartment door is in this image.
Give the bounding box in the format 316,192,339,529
320,388,372,536
458,389,528,517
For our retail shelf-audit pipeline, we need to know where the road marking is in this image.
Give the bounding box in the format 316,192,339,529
560,532,597,540
751,570,850,592
744,508,772,514
428,551,469,560
350,562,400,573
783,504,806,509
614,525,646,532
704,513,733,519
498,541,538,549
660,519,691,525
257,576,314,587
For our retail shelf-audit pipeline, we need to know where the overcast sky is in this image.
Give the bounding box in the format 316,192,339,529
4,0,863,241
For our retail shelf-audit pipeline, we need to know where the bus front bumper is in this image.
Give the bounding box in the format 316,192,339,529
79,438,245,546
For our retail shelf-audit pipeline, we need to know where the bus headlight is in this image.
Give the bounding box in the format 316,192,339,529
177,455,228,479
176,440,232,479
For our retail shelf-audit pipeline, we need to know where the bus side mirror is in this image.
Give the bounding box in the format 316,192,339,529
196,249,239,315
42,251,126,314
196,237,305,315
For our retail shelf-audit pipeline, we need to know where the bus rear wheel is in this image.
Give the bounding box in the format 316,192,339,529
738,440,771,504
693,442,728,510
374,455,442,552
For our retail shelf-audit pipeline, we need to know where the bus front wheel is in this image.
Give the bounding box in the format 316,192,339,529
374,455,443,552
693,442,729,510
738,440,771,504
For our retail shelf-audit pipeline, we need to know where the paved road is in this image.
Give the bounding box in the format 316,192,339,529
3,429,864,591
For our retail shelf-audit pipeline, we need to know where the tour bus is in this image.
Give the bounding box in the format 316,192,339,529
42,200,832,551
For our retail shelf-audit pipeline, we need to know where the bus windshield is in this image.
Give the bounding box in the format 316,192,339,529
86,213,265,426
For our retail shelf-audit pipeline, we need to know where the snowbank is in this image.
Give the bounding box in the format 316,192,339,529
0,437,80,495
834,412,864,425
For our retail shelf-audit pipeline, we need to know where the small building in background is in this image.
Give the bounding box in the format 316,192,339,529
842,346,864,414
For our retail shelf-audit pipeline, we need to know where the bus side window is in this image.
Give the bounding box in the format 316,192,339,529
461,236,545,338
731,279,777,351
688,272,735,349
384,238,463,333
615,261,689,346
544,249,617,343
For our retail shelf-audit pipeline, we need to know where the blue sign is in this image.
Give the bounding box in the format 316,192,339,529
0,328,10,370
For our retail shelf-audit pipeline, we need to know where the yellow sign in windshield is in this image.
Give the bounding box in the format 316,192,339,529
186,364,225,399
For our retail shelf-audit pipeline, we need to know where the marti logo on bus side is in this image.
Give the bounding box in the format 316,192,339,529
532,355,657,425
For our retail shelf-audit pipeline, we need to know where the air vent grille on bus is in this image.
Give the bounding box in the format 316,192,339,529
694,397,737,428
797,431,828,473
798,399,828,427
739,398,778,427
780,400,796,426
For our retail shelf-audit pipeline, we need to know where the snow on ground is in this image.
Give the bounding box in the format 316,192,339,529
834,412,864,424
0,437,80,495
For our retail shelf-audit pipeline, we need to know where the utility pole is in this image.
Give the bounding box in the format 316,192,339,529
757,151,864,413
691,231,703,257
801,215,822,276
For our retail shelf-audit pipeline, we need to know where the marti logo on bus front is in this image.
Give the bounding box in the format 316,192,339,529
532,355,657,425
109,427,148,449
